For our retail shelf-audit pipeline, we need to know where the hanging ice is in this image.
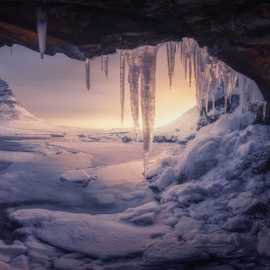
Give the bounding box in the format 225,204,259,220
120,51,126,124
139,46,157,175
101,56,104,72
37,7,47,59
126,50,141,137
104,56,109,77
166,42,177,88
85,58,90,91
179,38,264,120
119,45,157,176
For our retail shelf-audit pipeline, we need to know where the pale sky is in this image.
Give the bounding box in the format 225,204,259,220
0,44,196,129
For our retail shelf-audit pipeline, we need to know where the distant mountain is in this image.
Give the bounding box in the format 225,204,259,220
0,79,37,122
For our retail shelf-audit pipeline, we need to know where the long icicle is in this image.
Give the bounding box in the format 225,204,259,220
120,51,126,124
37,7,47,59
140,46,157,177
85,58,90,91
104,56,109,77
127,51,140,139
166,42,177,89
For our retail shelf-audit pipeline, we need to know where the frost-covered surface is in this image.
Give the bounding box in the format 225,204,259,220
144,111,270,269
4,109,270,270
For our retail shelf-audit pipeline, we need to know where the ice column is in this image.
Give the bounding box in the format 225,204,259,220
85,58,90,91
120,51,126,124
139,46,157,175
166,42,177,88
179,38,264,117
127,50,141,138
104,56,109,77
37,7,47,59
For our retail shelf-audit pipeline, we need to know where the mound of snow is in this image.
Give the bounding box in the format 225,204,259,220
144,110,270,267
155,107,198,141
10,209,168,260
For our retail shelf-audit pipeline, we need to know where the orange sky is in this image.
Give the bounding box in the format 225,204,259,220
0,44,196,129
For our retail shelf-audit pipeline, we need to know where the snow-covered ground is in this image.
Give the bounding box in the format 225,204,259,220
0,121,172,270
1,76,270,270
0,83,174,269
3,110,270,270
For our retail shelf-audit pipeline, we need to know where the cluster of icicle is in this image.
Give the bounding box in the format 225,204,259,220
178,38,264,116
119,39,265,175
119,46,157,175
84,56,110,91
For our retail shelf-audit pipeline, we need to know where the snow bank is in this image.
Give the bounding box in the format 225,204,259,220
10,209,168,260
143,109,270,267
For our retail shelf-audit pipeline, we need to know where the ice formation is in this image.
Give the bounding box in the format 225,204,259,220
85,58,90,90
117,39,264,175
120,51,126,124
139,46,157,174
179,38,264,118
118,46,157,174
37,7,47,59
126,51,141,138
166,42,177,88
104,56,109,77
101,56,104,72
80,38,266,175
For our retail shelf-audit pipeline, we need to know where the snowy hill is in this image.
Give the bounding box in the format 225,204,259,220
0,79,37,122
157,107,198,137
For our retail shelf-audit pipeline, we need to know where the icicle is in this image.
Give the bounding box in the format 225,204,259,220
193,47,197,81
139,46,157,176
85,58,90,91
37,7,47,59
180,42,183,64
166,42,176,89
189,56,192,88
184,56,187,80
180,38,261,118
127,51,140,138
104,56,109,77
120,51,126,124
101,56,104,72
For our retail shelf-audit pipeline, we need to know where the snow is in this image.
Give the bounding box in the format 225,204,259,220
1,100,270,269
10,209,168,260
155,107,198,142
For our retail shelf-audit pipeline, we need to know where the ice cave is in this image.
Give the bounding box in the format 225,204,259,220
0,1,269,270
